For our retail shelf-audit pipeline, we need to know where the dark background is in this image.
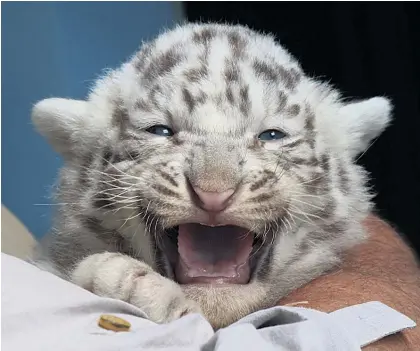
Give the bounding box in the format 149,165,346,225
184,2,420,256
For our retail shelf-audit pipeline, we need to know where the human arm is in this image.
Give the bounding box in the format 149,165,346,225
279,215,420,350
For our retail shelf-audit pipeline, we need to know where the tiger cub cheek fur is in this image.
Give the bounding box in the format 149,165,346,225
31,23,392,328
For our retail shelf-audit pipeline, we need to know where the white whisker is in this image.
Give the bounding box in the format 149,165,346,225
290,198,324,211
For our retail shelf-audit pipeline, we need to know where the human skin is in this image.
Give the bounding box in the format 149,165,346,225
279,214,420,350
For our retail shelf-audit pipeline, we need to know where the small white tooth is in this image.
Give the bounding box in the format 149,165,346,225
199,223,217,227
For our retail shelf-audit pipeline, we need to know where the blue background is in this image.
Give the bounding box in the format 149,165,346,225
2,2,184,238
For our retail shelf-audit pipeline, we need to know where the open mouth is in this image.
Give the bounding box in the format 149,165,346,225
162,223,267,285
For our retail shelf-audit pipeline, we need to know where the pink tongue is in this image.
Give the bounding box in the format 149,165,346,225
175,224,253,284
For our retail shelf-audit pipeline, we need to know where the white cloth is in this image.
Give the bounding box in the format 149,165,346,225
1,253,416,351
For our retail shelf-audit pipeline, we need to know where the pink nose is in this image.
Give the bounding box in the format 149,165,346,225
192,187,235,212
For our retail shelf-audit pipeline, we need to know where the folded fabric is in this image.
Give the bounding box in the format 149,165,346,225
2,253,416,351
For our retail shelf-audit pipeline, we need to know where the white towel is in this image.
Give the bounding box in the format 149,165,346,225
1,253,416,351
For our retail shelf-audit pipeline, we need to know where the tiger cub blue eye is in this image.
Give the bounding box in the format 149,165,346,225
258,129,286,141
146,125,174,137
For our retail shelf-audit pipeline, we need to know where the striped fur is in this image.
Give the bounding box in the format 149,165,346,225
31,23,392,328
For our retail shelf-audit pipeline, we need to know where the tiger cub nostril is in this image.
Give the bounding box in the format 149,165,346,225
191,186,235,212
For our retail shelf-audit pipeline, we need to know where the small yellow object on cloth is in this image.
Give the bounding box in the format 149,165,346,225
98,314,131,332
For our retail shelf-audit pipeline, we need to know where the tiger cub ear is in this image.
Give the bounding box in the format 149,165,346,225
32,98,90,159
338,97,392,158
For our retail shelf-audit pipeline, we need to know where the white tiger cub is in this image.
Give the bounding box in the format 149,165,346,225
31,23,391,328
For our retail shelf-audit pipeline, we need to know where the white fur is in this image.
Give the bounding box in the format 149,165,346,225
31,23,392,329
